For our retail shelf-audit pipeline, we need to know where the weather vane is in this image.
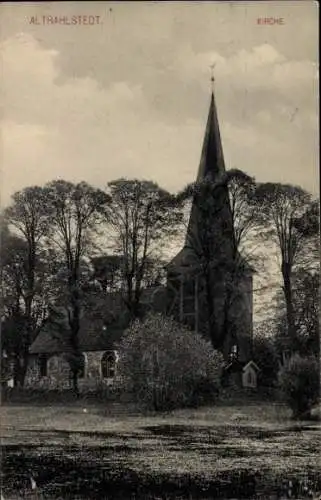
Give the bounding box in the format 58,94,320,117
210,63,216,90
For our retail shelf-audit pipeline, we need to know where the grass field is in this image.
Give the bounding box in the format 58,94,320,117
1,398,320,499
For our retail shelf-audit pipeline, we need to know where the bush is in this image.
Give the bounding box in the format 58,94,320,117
278,354,319,419
252,334,279,387
117,313,223,411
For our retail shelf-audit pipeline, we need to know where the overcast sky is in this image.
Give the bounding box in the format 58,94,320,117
0,1,318,323
0,1,319,209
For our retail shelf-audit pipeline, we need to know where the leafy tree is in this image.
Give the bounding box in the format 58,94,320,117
0,227,62,386
275,269,319,358
140,256,168,287
252,332,279,387
293,198,319,240
44,180,111,394
33,249,69,315
253,183,313,355
106,179,183,318
117,313,223,411
227,169,258,256
3,187,49,384
1,228,27,319
1,315,27,387
1,348,12,396
293,198,320,271
222,170,258,354
292,269,319,356
278,354,319,420
91,254,125,293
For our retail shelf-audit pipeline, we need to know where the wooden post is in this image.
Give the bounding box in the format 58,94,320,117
194,275,199,333
179,275,184,322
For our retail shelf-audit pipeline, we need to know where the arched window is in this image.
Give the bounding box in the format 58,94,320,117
78,353,87,379
229,344,238,361
101,351,116,378
39,355,48,377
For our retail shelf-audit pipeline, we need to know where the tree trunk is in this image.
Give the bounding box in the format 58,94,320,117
220,270,238,357
13,355,20,387
21,242,36,387
133,284,143,318
204,265,216,348
69,274,81,397
282,261,296,348
72,370,80,397
221,291,231,354
125,271,135,317
19,349,30,387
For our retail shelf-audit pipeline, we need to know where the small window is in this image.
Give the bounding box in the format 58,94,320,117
101,352,116,378
282,350,291,365
78,353,87,379
39,355,48,377
229,344,238,361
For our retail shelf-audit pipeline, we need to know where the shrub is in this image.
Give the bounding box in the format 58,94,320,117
252,334,279,387
278,354,319,419
117,313,223,411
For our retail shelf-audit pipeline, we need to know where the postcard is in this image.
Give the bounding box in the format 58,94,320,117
0,2,319,499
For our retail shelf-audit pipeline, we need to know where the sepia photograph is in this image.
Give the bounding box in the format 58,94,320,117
0,1,319,498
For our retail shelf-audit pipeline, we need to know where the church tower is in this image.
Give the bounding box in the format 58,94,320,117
166,84,253,363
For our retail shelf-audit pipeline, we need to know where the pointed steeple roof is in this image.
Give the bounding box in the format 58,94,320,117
184,89,229,252
195,91,226,183
168,88,232,272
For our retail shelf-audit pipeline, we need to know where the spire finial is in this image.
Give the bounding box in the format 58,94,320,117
210,63,216,91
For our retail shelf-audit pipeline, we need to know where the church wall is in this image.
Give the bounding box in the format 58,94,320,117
166,267,253,364
25,350,118,391
229,272,253,362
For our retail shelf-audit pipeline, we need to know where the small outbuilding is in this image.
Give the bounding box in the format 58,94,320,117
242,360,260,389
222,358,260,390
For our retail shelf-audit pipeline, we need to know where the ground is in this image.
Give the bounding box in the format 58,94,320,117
1,397,320,499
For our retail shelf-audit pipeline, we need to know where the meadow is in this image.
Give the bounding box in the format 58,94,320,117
1,395,320,499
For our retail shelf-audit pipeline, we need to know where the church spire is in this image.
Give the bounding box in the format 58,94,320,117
167,79,231,271
196,71,226,183
183,77,230,252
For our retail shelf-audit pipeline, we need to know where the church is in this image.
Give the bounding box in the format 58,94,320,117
25,84,255,390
